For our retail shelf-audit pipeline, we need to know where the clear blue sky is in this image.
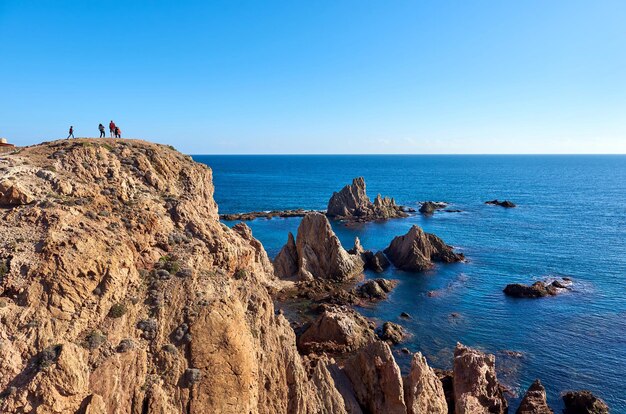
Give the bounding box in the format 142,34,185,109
1,1,625,154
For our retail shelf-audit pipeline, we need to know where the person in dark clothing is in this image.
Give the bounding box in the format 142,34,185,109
67,126,74,139
99,123,105,138
115,126,121,139
109,120,116,137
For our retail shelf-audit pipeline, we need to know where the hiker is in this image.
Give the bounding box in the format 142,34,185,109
67,126,74,139
98,123,105,138
115,126,121,139
109,120,116,137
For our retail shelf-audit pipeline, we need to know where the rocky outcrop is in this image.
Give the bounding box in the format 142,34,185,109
403,352,448,414
419,201,447,215
516,379,553,414
485,199,516,208
363,251,391,272
0,179,33,205
343,340,407,414
274,212,364,281
453,343,508,414
355,278,397,301
384,225,464,272
297,305,375,354
562,390,609,414
0,139,352,414
327,177,408,221
504,278,572,298
378,322,406,345
220,208,322,221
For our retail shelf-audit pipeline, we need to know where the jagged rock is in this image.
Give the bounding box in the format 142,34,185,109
343,340,407,414
562,390,609,414
275,212,364,281
403,352,448,414
434,369,455,414
348,237,365,255
379,322,405,344
453,343,508,414
485,199,516,208
327,177,407,221
355,278,398,300
419,201,447,215
362,250,391,272
273,232,298,278
297,305,375,353
384,225,464,272
504,282,557,298
0,179,33,205
516,379,553,414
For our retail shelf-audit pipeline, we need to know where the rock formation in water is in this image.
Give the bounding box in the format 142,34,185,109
273,212,364,281
453,343,508,414
327,177,408,221
516,379,553,414
384,225,464,272
297,305,375,354
378,322,406,344
355,278,397,301
562,390,609,414
485,199,516,208
419,201,448,215
403,352,448,414
504,278,572,298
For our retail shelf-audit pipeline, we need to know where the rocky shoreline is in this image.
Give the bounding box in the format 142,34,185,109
0,139,609,413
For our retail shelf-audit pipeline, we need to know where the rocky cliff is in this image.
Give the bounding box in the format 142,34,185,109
0,139,343,413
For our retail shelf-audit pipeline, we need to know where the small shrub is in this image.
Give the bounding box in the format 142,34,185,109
158,255,180,274
0,260,9,279
162,343,177,354
116,338,134,353
37,344,62,370
85,330,107,349
0,299,7,308
234,269,248,280
108,303,127,318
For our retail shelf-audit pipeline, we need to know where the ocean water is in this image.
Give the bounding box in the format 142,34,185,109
193,155,626,412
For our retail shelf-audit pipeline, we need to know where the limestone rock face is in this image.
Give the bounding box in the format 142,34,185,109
327,177,407,221
273,232,298,278
562,390,609,414
0,139,346,414
343,340,407,414
275,212,364,281
384,225,464,272
453,343,508,414
516,379,553,414
403,352,448,414
297,305,375,354
0,179,33,205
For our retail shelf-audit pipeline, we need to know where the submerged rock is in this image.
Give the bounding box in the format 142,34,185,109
504,278,572,298
384,225,464,272
562,390,609,414
297,305,375,354
453,343,508,414
485,199,516,208
343,340,407,414
327,177,408,221
274,212,364,281
403,352,448,414
516,379,553,414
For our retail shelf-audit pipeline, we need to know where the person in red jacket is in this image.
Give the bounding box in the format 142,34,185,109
109,120,116,138
67,126,74,139
115,126,121,139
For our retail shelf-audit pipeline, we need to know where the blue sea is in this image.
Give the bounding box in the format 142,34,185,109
193,155,626,412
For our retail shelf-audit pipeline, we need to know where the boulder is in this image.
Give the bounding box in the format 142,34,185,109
403,352,448,414
343,340,407,414
0,179,34,206
355,278,398,301
274,213,364,281
562,390,609,414
503,282,557,298
362,250,391,272
419,201,448,215
384,225,464,272
485,199,516,208
453,343,508,414
379,322,405,345
327,177,407,221
273,232,298,278
297,305,375,353
516,379,553,414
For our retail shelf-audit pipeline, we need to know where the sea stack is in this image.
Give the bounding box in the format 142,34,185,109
326,177,408,221
384,225,464,272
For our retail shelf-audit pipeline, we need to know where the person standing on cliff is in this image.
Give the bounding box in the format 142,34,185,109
98,123,105,138
109,120,116,138
67,126,74,139
115,126,121,139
